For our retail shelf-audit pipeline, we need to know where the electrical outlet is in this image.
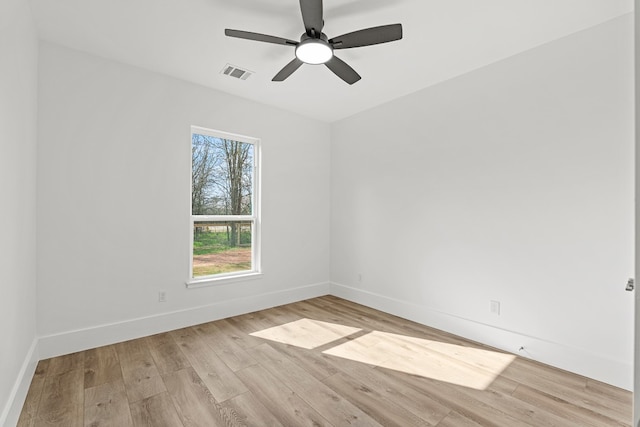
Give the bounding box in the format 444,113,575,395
158,291,166,302
490,300,500,315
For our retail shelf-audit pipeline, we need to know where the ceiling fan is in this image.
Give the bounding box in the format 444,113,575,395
225,0,403,85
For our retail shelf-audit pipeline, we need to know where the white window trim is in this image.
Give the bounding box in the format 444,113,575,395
186,126,261,288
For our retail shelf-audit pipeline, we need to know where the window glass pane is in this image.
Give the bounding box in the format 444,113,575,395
192,134,254,215
192,220,252,277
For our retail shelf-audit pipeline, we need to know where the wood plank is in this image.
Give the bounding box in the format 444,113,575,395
235,364,332,427
247,343,382,427
170,327,248,402
586,379,632,402
265,336,340,381
501,358,628,424
192,321,258,372
84,380,133,427
249,317,362,350
146,332,190,375
286,299,366,329
301,297,400,332
163,367,226,427
486,375,519,395
585,379,633,416
320,351,451,425
312,296,480,347
208,318,265,350
306,297,471,345
129,392,183,427
35,359,51,377
323,330,515,390
322,371,431,427
35,368,84,427
504,357,588,391
260,305,303,326
436,410,485,427
218,392,284,427
227,311,277,333
512,384,629,427
84,345,121,389
115,338,167,403
460,381,585,427
46,352,85,377
378,365,565,427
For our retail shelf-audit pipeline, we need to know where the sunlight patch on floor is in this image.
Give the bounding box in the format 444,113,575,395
250,318,516,390
323,330,516,390
249,318,362,349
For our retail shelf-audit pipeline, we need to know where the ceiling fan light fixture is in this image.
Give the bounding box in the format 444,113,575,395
295,39,333,64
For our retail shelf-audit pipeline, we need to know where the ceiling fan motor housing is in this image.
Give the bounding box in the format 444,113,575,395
296,33,333,64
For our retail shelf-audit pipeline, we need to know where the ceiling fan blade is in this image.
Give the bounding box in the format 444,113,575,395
299,0,324,34
272,58,304,81
325,56,361,85
330,24,402,49
225,29,298,46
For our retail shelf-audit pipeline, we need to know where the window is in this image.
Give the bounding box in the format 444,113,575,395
189,126,260,285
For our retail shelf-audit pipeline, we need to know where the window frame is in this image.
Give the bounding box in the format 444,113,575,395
187,126,261,288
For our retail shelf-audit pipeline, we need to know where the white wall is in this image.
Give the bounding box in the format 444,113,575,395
0,0,39,425
330,14,634,389
36,42,331,355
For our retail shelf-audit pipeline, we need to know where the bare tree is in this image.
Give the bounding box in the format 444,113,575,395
222,139,252,246
192,134,253,247
192,134,216,215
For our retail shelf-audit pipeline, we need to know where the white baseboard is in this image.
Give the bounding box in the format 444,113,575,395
0,338,39,427
39,282,330,360
330,282,632,391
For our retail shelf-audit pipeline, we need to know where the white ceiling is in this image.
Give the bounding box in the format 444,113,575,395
30,0,632,122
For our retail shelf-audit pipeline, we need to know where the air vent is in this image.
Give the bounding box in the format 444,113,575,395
221,64,253,80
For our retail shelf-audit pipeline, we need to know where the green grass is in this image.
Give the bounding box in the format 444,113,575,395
193,229,252,277
193,230,251,255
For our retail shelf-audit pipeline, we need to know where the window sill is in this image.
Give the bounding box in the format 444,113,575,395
186,272,263,289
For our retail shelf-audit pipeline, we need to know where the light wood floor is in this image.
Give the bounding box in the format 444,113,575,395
17,296,631,426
